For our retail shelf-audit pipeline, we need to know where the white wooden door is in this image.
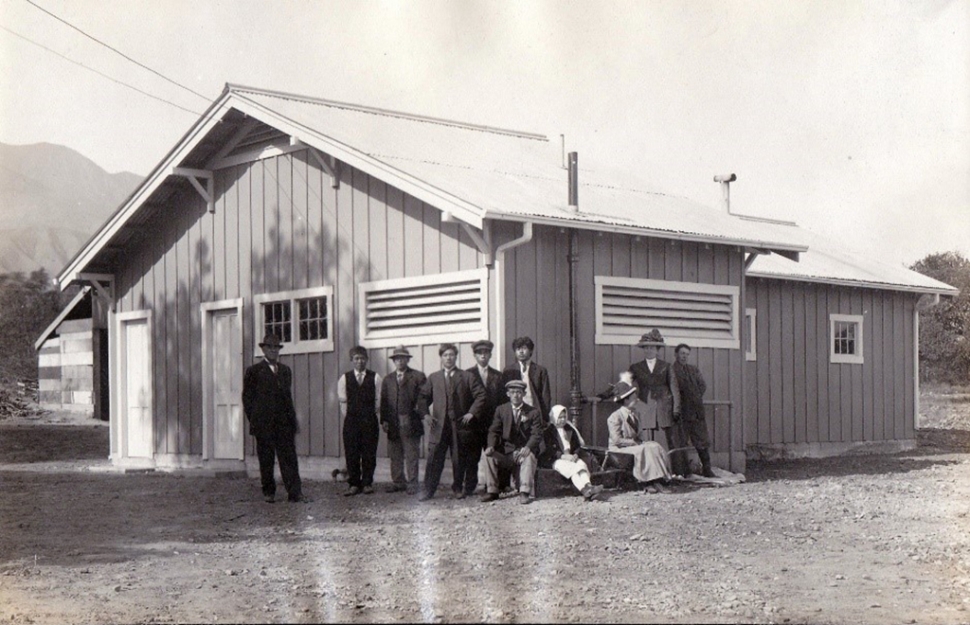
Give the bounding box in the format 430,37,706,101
207,307,244,460
123,318,153,458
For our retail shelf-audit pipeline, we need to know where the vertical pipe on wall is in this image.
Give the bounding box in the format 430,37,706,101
567,152,584,422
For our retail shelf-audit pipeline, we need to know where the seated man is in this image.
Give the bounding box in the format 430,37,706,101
540,405,604,501
481,380,543,505
607,381,673,493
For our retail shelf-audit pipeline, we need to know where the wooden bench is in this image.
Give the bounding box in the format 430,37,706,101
534,446,638,498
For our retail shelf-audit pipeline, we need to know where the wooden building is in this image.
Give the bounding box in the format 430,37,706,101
744,230,956,458
55,85,954,474
35,286,110,419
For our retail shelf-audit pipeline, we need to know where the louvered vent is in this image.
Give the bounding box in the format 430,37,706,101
595,276,740,349
358,268,489,349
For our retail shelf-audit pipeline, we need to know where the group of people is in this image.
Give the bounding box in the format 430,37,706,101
241,328,713,505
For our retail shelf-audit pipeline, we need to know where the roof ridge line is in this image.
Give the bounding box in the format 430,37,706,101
225,83,549,142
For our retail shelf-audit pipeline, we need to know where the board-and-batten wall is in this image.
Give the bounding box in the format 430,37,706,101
745,278,918,450
501,226,745,462
114,149,484,459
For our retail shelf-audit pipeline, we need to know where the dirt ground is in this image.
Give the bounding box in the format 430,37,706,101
1,392,969,624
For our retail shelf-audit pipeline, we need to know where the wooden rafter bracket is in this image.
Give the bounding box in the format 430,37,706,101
291,138,340,189
172,167,215,213
79,273,114,311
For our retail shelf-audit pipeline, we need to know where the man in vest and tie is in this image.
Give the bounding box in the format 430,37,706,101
242,334,306,503
338,346,382,496
481,379,544,504
417,343,486,501
380,346,427,494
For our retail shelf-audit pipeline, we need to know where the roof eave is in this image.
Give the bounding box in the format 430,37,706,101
483,212,809,254
747,270,959,295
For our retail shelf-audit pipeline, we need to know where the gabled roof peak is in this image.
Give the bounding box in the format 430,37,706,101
224,83,549,142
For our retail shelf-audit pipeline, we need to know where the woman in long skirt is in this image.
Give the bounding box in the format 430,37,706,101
607,381,672,493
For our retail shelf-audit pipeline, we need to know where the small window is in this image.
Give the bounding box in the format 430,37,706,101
745,308,757,361
830,314,864,364
254,287,334,355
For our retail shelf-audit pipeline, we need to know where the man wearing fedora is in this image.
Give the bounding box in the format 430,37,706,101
500,336,552,422
417,343,486,501
607,380,672,493
380,346,427,494
627,329,688,476
242,334,306,503
338,346,382,496
466,339,504,494
481,379,544,504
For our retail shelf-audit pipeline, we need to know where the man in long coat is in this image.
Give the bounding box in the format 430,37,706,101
242,334,306,503
466,339,504,493
672,343,716,477
417,343,486,501
626,329,688,476
380,346,427,494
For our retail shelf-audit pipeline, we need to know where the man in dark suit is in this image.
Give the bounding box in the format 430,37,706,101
242,333,306,503
500,336,552,421
627,329,687,476
465,339,503,494
672,343,715,478
338,346,382,496
481,380,544,504
417,343,486,501
380,346,427,494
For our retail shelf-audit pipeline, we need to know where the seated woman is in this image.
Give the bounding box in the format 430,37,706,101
540,405,604,501
607,381,672,493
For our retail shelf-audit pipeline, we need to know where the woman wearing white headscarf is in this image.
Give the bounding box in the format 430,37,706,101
607,381,673,493
540,405,604,501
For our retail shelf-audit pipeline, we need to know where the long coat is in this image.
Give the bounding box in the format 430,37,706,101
487,402,544,457
417,369,486,446
627,359,680,430
673,361,706,422
467,364,504,435
500,361,552,420
380,367,427,440
242,360,298,438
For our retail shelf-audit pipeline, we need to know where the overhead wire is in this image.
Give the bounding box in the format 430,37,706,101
22,0,211,102
0,24,202,116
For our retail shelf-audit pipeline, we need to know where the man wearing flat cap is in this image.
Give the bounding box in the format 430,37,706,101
481,379,544,504
627,329,688,476
380,346,427,494
466,339,503,494
417,343,486,501
242,334,306,503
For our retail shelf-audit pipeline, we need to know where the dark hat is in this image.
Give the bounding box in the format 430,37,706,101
637,329,666,348
472,340,494,353
259,334,283,348
505,379,527,391
390,346,412,360
613,381,638,402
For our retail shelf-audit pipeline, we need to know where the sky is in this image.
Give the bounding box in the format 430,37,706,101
1,0,967,267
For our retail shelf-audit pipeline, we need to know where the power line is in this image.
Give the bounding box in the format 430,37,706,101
0,24,202,116
23,0,211,102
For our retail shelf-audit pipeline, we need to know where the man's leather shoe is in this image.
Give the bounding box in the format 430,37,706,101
385,484,406,493
519,493,532,505
344,486,361,497
263,494,275,503
480,493,499,503
418,492,433,501
288,494,310,503
362,485,374,495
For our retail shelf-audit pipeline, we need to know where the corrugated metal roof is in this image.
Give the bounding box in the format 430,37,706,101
748,226,957,294
232,86,809,251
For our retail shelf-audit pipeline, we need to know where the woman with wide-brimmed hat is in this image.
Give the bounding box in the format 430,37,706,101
606,381,672,493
